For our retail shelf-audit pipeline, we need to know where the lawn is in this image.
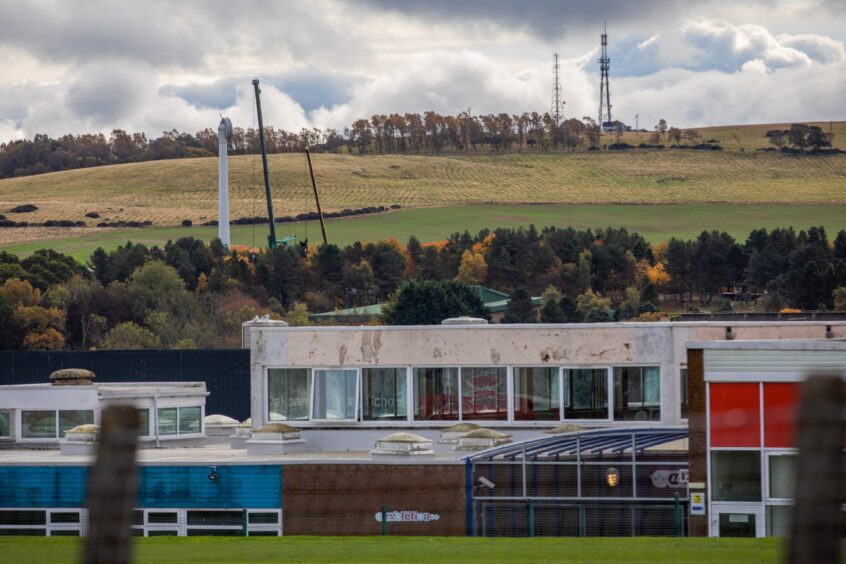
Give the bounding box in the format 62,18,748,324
0,536,784,563
2,203,845,262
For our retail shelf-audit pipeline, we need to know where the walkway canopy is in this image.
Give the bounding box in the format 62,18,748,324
465,427,689,537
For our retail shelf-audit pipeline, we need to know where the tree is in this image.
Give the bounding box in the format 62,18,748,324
381,280,489,325
834,287,846,312
0,278,41,306
539,286,565,323
456,250,488,285
22,328,64,350
101,322,162,349
668,127,682,145
618,287,641,320
127,260,192,319
576,289,613,322
654,119,668,139
502,287,536,323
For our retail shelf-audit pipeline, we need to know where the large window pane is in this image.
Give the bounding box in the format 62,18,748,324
514,367,560,421
362,368,407,421
461,367,507,420
157,407,177,435
178,406,202,434
563,369,608,419
59,410,94,437
768,454,796,499
0,411,9,437
313,369,357,420
21,410,56,438
613,366,661,421
413,367,459,421
267,368,311,421
711,450,762,502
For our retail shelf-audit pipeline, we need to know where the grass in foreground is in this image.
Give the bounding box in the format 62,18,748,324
0,536,784,564
2,203,845,262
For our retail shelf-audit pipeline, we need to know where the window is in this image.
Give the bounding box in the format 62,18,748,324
178,406,201,434
711,451,761,502
0,411,9,438
362,368,407,421
413,367,459,420
312,369,357,420
563,369,608,419
461,367,507,420
157,408,178,435
157,407,203,436
680,368,688,419
267,368,311,421
513,367,560,420
768,454,796,499
613,366,660,421
59,410,94,437
137,409,150,436
21,409,95,439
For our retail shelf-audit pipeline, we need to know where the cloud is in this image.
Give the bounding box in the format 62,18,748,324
356,0,709,42
310,49,595,130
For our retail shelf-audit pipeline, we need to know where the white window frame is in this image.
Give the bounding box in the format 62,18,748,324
360,366,411,423
155,406,205,437
18,408,97,442
611,365,662,422
561,366,613,422
310,367,360,423
510,365,563,423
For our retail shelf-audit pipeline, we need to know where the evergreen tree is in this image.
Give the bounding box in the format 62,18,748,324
502,287,536,323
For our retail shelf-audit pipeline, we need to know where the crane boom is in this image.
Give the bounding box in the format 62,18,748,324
252,79,278,250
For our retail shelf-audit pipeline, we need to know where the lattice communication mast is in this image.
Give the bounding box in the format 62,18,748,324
598,24,612,127
551,52,564,126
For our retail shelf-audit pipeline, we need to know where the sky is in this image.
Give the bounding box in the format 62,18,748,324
1,0,844,141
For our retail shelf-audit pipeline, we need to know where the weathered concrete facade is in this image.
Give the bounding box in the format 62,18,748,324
249,321,845,450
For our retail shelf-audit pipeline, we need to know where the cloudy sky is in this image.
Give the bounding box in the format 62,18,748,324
1,0,844,141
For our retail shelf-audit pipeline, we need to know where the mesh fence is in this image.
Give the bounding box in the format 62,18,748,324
473,501,687,537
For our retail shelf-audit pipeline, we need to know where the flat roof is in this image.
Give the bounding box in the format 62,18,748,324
688,339,846,351
0,445,463,466
0,382,206,394
251,320,846,332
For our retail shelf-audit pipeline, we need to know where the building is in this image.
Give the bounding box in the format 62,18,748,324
686,339,846,537
0,369,208,447
1,319,845,537
310,286,542,324
247,320,844,449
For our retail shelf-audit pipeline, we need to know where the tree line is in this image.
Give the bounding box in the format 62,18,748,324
1,223,845,350
6,113,833,180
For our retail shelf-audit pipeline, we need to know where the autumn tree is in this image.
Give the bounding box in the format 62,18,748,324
456,250,488,285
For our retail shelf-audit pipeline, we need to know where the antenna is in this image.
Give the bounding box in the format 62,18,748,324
598,23,612,129
551,52,565,127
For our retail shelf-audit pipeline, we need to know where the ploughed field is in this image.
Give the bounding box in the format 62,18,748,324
0,148,844,231
0,536,784,563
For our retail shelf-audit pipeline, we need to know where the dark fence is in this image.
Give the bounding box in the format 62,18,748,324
0,350,250,420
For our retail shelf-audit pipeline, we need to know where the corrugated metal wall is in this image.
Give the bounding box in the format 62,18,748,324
0,465,281,509
0,350,250,419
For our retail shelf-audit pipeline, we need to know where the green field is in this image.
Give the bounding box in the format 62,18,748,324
0,536,784,563
2,203,845,261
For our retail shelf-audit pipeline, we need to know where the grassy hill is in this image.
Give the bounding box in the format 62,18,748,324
0,122,843,257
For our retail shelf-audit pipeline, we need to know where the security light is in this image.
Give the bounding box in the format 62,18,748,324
606,467,619,488
208,466,218,482
477,476,495,489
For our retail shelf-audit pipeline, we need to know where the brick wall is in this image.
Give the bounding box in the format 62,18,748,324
686,348,708,536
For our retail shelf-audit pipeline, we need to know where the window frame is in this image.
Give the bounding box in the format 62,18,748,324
612,366,662,422
156,406,205,437
512,366,562,421
360,367,410,422
310,368,360,422
561,366,613,422
19,409,96,441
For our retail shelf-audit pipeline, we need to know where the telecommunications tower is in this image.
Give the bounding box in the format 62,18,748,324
551,52,564,126
598,23,612,128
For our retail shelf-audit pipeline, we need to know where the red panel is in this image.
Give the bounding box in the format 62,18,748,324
764,383,799,448
709,383,760,447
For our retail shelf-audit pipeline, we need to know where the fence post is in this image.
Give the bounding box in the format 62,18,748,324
465,459,474,537
83,405,139,564
381,505,387,537
674,493,681,537
789,375,844,564
527,500,535,537
242,508,248,537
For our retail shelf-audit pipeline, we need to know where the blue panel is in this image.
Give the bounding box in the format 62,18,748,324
137,465,281,509
0,467,88,507
0,465,281,509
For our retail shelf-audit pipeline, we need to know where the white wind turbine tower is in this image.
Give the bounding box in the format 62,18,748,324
217,116,233,247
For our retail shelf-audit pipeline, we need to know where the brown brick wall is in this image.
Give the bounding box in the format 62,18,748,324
687,348,708,536
282,463,467,536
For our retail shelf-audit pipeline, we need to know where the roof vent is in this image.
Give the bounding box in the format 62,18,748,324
242,315,289,349
441,316,488,326
49,368,95,386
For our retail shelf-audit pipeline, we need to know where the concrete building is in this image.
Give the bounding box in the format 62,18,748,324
247,320,845,450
